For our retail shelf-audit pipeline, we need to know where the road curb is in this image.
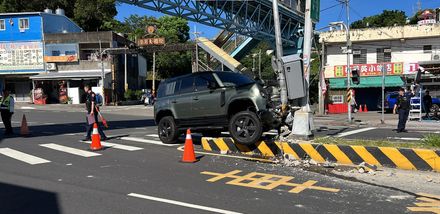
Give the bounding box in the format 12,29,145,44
201,137,440,172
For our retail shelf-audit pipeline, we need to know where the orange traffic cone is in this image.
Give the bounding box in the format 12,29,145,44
181,129,197,163
364,104,368,112
359,104,363,112
20,114,29,136
90,123,102,151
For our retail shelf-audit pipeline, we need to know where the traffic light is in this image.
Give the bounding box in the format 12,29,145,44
351,69,360,85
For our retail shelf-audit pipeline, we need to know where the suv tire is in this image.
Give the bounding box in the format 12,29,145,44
158,116,179,144
228,111,263,145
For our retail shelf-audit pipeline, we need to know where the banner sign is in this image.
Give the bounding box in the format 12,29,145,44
137,38,166,46
44,55,78,62
0,42,44,71
333,62,404,78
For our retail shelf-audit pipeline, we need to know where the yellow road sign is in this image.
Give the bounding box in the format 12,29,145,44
201,170,340,194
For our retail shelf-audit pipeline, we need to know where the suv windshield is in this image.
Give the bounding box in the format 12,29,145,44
216,72,255,87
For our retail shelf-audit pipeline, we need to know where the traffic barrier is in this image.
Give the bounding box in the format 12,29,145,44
201,137,440,172
181,129,197,163
20,114,29,136
90,123,102,151
364,104,368,112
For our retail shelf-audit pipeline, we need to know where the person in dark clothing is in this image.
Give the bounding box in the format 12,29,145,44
0,89,14,135
83,85,106,141
423,90,432,118
393,87,413,133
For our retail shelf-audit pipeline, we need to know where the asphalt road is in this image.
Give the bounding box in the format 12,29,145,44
0,105,433,214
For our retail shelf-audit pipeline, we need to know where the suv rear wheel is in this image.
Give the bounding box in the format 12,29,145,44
158,116,179,144
228,111,263,145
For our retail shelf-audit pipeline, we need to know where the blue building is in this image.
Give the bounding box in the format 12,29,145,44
0,9,82,101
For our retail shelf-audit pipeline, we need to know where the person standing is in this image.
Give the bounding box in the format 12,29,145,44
393,87,413,133
0,89,14,135
350,88,357,113
83,85,107,141
423,90,432,118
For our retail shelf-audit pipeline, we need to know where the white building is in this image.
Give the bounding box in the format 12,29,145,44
320,23,440,112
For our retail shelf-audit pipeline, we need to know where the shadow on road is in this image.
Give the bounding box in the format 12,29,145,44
0,182,61,214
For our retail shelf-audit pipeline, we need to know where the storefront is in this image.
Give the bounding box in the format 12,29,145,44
325,62,409,113
30,71,109,105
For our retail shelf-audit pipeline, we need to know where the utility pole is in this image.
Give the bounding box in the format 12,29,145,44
258,49,262,79
152,51,156,95
345,0,352,123
124,50,128,91
99,39,106,105
291,0,314,137
319,41,326,115
192,25,201,72
272,0,288,112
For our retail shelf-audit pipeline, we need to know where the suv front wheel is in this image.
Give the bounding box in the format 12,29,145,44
158,116,179,144
228,111,263,145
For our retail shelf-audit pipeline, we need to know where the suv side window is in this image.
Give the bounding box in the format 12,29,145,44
165,81,177,96
179,77,194,94
194,73,216,92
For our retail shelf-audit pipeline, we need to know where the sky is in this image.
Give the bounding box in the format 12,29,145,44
116,0,440,39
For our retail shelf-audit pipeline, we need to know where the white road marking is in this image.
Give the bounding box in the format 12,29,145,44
40,143,101,157
387,137,422,141
20,107,36,110
128,193,242,214
0,148,50,165
146,134,159,138
82,141,143,151
336,127,377,137
120,137,175,147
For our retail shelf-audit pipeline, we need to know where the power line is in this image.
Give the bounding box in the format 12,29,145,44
320,2,344,12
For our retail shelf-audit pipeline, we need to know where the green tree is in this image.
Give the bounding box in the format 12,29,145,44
240,41,276,80
117,15,192,78
350,10,407,29
73,0,117,31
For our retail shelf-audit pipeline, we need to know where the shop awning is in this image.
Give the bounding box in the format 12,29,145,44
30,71,109,80
329,76,404,89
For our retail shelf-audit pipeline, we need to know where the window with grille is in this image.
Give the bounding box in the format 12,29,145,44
377,48,391,63
423,45,432,54
19,18,29,30
0,20,5,31
353,49,367,64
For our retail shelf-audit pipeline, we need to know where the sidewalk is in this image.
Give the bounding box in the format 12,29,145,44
316,111,440,130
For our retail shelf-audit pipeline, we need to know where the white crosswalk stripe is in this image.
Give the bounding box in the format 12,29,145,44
40,143,101,157
120,137,175,147
82,141,143,151
0,148,51,165
145,134,159,138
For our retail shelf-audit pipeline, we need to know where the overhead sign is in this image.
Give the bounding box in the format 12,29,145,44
44,55,78,62
0,42,44,71
137,38,166,46
311,0,320,22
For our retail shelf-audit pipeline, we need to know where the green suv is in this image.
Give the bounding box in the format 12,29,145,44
154,71,276,145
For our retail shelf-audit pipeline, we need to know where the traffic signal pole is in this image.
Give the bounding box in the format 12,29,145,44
291,0,314,138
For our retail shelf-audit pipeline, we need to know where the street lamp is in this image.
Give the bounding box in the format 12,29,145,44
329,21,352,123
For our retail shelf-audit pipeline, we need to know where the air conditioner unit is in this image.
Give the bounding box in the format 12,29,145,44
46,63,57,71
432,53,440,61
19,28,25,33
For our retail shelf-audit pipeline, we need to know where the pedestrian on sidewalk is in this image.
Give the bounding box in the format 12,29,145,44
423,90,432,118
0,89,14,135
83,85,107,141
393,87,413,133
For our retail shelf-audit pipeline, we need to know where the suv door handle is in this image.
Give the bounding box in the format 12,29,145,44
193,97,199,101
172,100,177,103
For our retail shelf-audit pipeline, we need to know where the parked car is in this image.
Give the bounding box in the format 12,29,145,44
154,71,279,145
378,91,440,112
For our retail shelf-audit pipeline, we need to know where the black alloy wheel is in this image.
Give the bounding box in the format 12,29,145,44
228,111,263,145
158,116,178,144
